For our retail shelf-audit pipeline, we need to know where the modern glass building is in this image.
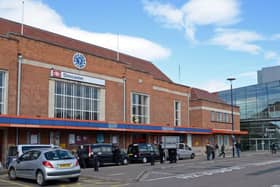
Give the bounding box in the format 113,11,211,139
218,80,280,151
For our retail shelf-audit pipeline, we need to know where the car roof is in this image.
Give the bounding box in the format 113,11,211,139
23,148,68,153
13,144,55,147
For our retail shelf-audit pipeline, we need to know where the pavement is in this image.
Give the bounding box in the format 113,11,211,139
0,151,270,183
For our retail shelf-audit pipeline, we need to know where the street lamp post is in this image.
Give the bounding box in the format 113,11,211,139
227,77,236,158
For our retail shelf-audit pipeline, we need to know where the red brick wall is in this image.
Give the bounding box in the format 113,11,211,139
0,37,18,115
190,99,240,130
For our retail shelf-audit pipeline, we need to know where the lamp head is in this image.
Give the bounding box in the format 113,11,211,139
227,78,236,81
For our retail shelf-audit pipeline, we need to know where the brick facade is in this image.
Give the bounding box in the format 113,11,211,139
0,18,246,163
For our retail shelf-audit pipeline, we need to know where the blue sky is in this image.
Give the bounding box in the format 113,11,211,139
1,0,280,92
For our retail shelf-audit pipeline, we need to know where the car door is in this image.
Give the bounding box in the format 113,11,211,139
101,145,113,163
177,144,187,159
16,151,33,178
29,150,41,179
185,145,193,158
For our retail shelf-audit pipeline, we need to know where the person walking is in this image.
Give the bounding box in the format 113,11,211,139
159,142,164,164
235,141,241,158
113,144,121,165
271,143,277,154
77,145,87,169
215,144,219,158
219,144,226,158
206,142,212,160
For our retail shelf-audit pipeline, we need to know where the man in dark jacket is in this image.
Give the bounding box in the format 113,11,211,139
159,142,164,164
113,144,121,165
77,145,87,169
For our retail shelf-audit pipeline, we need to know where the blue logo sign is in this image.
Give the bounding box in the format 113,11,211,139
73,53,86,69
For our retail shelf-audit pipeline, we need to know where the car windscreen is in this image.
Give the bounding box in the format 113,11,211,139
44,150,75,160
22,146,52,153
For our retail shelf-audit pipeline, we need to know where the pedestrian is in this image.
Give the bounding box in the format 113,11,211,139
235,141,241,158
215,144,219,157
77,145,87,169
159,142,164,164
113,144,121,165
211,144,215,160
271,143,277,154
219,144,226,158
205,142,212,160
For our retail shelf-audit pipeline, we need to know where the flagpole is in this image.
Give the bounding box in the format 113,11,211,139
117,33,120,61
21,0,24,35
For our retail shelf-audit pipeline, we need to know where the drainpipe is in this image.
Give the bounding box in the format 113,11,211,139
123,77,126,122
16,53,23,145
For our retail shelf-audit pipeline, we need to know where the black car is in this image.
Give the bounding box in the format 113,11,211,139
83,143,128,167
127,143,160,163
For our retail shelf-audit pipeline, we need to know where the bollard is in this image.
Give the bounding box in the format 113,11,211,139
93,154,99,172
150,153,155,166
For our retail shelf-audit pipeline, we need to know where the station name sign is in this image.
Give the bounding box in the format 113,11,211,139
50,69,105,86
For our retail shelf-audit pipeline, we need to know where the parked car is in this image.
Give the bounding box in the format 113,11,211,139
6,144,57,168
127,143,160,163
176,143,195,160
83,143,128,167
8,148,80,186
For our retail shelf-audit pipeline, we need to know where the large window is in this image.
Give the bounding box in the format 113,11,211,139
0,71,6,114
54,81,101,120
131,93,149,124
174,101,181,126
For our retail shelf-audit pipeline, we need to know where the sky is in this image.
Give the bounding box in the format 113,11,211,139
0,0,280,92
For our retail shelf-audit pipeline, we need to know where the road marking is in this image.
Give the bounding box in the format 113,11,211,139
0,178,31,187
109,173,125,176
143,159,280,182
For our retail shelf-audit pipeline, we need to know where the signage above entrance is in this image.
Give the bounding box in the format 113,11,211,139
73,52,86,69
50,69,105,86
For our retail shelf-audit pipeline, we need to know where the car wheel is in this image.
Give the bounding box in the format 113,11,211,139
8,167,16,180
142,157,147,163
69,177,79,183
191,153,195,159
36,171,46,186
122,158,128,165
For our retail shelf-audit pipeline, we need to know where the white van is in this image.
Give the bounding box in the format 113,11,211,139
5,144,56,168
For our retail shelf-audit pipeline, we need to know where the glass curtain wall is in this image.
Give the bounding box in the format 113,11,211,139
218,80,280,150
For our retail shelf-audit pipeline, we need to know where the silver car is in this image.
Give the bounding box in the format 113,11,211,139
8,148,80,186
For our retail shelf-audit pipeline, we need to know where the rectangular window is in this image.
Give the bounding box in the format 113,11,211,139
174,101,181,126
224,135,229,146
54,80,101,120
211,111,216,121
131,93,149,124
217,112,223,122
0,71,6,114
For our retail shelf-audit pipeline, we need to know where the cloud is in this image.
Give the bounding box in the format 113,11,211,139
143,0,240,42
271,34,280,40
210,29,263,54
199,80,229,92
0,0,170,61
236,71,256,79
264,51,278,60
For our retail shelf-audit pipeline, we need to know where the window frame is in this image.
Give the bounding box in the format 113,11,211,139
53,80,101,121
0,70,7,115
174,100,181,126
131,92,150,124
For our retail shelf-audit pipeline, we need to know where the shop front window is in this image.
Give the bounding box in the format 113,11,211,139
54,81,101,120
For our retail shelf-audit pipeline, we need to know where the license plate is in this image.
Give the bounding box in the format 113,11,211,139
59,163,71,168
